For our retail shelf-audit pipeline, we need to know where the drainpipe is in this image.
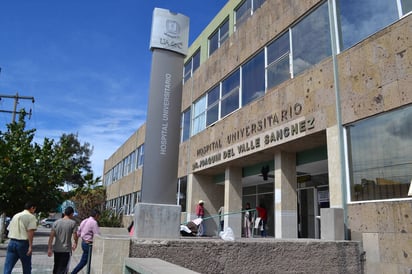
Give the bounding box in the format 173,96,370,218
328,0,349,240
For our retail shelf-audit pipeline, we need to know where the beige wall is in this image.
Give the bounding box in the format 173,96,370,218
348,201,412,273
105,124,145,200
338,15,412,124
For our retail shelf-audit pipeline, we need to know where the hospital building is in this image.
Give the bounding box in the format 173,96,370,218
103,0,412,272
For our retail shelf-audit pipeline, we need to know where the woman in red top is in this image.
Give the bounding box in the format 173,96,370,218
195,200,205,236
256,203,267,237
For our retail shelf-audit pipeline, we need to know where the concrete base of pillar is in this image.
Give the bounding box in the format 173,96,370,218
134,203,181,239
320,208,344,240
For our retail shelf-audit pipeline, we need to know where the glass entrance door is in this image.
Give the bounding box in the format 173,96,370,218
298,187,319,238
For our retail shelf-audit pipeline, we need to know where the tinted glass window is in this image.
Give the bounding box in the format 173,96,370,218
236,0,252,29
183,60,192,83
192,96,206,135
337,0,398,50
347,106,412,201
220,20,229,44
207,86,220,126
292,2,331,75
267,32,290,90
401,0,412,14
209,31,219,55
242,50,265,106
221,69,240,117
192,50,200,72
181,108,191,142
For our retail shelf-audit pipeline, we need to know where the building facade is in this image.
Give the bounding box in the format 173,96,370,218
104,0,412,272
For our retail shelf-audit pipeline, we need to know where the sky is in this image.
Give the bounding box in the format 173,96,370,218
0,1,227,178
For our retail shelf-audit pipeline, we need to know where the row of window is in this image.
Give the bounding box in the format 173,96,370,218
103,145,144,186
181,0,412,141
105,191,140,216
183,0,266,83
182,1,331,140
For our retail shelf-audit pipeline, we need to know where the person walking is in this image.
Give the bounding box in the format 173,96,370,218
71,209,100,274
4,201,38,274
195,200,205,236
256,203,267,237
218,205,224,231
47,206,78,274
243,202,252,238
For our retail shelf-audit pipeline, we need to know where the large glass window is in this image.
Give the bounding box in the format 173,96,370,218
267,32,290,90
337,0,399,50
192,96,207,135
181,108,191,142
221,69,240,118
242,50,265,106
347,106,412,201
209,19,229,56
207,85,220,126
292,2,331,75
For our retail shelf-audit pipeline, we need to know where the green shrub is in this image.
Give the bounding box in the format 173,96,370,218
98,209,121,227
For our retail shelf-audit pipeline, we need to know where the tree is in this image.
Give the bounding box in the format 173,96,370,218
70,173,104,219
70,175,122,227
0,111,72,216
58,133,93,189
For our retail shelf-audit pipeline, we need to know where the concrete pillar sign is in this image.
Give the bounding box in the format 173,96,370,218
274,151,298,238
134,8,189,240
141,8,189,204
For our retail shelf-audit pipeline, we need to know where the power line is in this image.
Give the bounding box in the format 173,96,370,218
0,92,35,122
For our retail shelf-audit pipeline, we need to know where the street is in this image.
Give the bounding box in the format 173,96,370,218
0,226,84,273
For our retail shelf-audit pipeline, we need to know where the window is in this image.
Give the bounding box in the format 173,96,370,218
206,85,220,126
183,49,200,83
137,145,144,168
347,106,412,201
292,2,331,75
221,69,240,118
253,0,265,11
401,0,412,15
337,0,399,50
242,50,265,106
181,108,191,142
177,177,187,212
267,32,290,90
192,95,207,135
103,169,113,186
235,0,266,30
235,0,252,30
209,19,229,56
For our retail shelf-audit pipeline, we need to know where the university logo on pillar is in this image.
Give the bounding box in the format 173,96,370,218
150,8,189,56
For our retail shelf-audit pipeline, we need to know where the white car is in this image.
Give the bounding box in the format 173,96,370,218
40,218,57,228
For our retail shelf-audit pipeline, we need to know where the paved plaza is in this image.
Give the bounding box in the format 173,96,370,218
0,226,85,274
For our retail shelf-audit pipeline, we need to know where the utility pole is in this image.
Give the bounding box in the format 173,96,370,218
0,92,35,122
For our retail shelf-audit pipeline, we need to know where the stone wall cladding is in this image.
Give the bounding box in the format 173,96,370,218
129,238,362,274
348,200,412,273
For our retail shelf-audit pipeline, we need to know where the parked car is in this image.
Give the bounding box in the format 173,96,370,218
41,218,57,228
3,217,10,237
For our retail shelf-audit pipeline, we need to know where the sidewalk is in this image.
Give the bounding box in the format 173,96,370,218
0,226,85,274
